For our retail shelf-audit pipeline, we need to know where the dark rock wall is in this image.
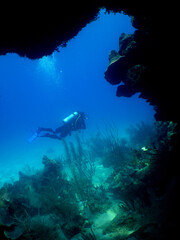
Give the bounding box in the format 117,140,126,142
0,2,100,59
105,9,178,124
0,2,153,59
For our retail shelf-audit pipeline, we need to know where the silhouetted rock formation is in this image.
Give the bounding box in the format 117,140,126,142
105,30,153,98
104,11,178,124
0,2,100,59
0,2,153,59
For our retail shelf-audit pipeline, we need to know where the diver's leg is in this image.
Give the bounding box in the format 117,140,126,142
54,126,62,133
38,127,55,133
28,128,56,143
40,133,62,140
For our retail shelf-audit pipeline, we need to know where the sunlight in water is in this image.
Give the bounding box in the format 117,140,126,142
37,54,63,87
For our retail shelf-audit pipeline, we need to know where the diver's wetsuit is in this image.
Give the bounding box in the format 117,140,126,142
37,112,86,140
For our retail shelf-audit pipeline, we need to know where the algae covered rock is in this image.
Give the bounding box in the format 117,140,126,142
42,155,62,176
103,212,139,239
0,208,23,239
0,208,14,227
4,226,23,240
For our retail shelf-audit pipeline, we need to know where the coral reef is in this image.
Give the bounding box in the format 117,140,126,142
0,123,179,239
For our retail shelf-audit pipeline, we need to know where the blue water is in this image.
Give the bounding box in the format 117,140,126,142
0,10,155,183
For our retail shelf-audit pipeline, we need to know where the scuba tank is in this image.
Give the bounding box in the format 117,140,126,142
63,112,78,123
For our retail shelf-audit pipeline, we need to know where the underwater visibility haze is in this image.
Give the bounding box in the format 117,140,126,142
1,10,173,240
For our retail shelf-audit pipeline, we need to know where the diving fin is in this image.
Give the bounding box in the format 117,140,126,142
28,131,39,143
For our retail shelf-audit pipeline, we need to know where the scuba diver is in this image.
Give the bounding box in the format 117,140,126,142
28,111,87,142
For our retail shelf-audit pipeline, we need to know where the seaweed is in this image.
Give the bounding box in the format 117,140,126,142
62,135,96,203
126,121,156,149
0,122,178,239
18,215,64,240
88,124,124,158
105,121,179,239
88,125,132,168
80,228,96,240
102,143,132,168
0,155,86,239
